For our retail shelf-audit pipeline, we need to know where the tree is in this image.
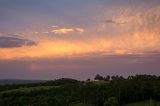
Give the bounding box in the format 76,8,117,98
94,74,104,80
105,75,110,81
104,97,119,106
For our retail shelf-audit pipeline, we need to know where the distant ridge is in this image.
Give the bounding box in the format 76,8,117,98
0,79,46,85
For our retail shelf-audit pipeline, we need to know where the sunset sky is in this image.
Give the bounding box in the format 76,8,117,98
0,0,160,80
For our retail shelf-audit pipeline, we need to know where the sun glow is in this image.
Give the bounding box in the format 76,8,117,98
0,31,160,60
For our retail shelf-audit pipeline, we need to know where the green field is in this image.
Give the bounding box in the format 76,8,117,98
0,85,59,94
124,100,160,106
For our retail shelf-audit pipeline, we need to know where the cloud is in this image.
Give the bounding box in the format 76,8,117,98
33,27,84,35
41,32,49,34
34,32,39,34
51,25,59,28
51,28,84,34
74,28,84,33
105,6,160,28
0,36,36,48
105,15,140,26
0,33,160,60
51,28,73,34
0,6,160,60
105,19,127,25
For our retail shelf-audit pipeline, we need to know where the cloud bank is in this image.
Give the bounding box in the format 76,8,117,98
0,6,160,60
0,36,36,48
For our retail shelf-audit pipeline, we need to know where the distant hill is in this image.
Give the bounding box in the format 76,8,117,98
0,79,46,85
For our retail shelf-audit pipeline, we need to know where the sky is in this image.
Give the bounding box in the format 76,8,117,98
0,0,160,80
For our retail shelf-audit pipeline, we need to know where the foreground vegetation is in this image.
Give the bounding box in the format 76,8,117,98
123,100,160,106
0,74,160,106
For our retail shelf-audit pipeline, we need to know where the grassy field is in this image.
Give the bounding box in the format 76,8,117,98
0,85,59,94
123,100,160,106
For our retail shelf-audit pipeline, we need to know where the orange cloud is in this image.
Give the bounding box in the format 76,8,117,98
51,28,84,34
51,28,73,34
0,31,160,60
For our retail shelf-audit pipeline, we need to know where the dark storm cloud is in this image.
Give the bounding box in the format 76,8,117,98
0,36,36,48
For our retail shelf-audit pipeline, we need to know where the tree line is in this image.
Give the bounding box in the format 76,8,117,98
0,74,160,106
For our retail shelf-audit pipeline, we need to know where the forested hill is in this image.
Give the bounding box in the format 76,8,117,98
0,75,160,106
0,79,46,85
